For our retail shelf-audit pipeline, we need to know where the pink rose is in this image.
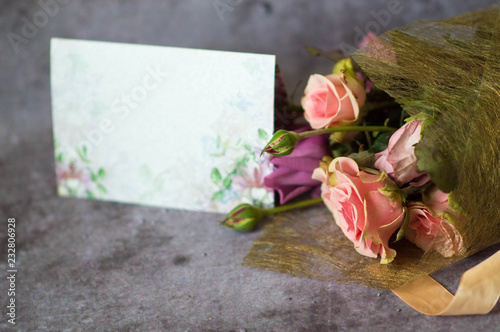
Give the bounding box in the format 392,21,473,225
374,120,430,186
405,202,464,257
302,74,365,129
312,157,405,264
423,186,450,216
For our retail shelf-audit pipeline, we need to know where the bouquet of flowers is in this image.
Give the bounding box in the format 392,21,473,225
220,4,500,314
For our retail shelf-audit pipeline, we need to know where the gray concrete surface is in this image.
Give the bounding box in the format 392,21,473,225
1,0,500,330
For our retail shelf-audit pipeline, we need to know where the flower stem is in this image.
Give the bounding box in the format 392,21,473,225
298,126,397,140
263,197,323,215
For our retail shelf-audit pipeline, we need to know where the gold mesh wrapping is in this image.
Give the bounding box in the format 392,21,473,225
243,206,462,289
243,4,500,289
352,4,500,255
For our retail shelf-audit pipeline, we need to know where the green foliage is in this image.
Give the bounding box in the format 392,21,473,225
331,142,351,159
211,190,224,202
258,128,269,141
369,131,392,153
211,168,222,184
86,190,96,199
76,146,91,163
222,175,232,189
415,137,456,193
348,151,376,169
97,183,107,194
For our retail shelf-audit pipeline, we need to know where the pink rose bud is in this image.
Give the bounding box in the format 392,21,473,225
312,157,405,264
405,202,464,257
359,32,378,49
262,129,299,157
374,120,430,187
221,203,264,232
302,73,365,129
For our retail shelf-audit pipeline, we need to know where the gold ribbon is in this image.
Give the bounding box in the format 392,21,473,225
392,250,500,315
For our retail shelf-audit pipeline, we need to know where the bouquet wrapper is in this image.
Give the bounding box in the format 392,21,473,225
242,4,500,314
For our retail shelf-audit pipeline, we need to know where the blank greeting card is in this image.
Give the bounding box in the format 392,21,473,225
51,38,275,213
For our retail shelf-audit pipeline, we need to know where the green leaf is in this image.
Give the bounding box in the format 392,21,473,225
331,142,350,158
348,151,376,168
90,172,98,182
211,190,224,202
216,135,221,148
56,153,64,162
211,168,222,184
393,208,410,243
86,190,96,199
369,131,393,153
97,183,107,194
98,168,106,178
82,145,87,156
415,138,456,192
76,148,91,163
243,144,252,152
222,175,232,189
235,155,250,169
258,128,268,141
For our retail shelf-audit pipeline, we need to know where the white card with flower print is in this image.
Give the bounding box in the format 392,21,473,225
51,38,275,213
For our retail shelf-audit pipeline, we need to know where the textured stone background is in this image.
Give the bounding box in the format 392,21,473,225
1,0,500,330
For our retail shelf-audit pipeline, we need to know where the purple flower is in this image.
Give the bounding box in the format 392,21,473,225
264,127,331,204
